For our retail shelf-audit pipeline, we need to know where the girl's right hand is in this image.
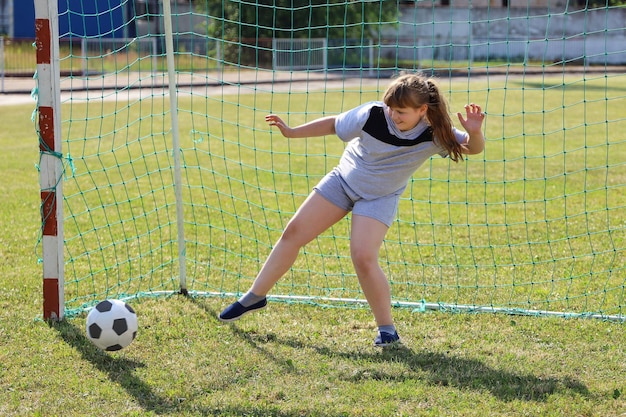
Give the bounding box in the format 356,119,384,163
265,114,292,138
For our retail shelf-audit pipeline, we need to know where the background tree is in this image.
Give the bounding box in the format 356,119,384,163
583,0,626,7
201,0,398,67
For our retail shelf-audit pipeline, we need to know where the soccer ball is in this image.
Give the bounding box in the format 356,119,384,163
86,299,138,351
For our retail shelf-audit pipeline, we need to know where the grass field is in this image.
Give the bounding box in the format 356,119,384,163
1,74,625,416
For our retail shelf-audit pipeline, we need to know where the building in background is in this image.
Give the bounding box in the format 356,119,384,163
1,0,599,39
1,0,160,39
1,0,622,68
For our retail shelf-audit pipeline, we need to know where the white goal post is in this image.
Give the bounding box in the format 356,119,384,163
34,0,64,320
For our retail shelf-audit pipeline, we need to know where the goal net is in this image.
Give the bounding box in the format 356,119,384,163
35,0,626,320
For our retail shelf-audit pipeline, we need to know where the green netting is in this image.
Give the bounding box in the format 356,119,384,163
44,1,626,319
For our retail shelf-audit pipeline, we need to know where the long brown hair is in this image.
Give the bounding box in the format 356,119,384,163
383,73,464,162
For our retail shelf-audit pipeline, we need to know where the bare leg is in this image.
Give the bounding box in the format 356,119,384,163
249,191,349,296
349,214,393,327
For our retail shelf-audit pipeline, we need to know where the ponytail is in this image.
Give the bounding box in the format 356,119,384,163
425,80,464,162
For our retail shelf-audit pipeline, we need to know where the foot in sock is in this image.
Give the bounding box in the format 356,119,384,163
374,330,401,347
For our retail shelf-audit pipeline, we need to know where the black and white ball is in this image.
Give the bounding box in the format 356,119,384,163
86,299,138,351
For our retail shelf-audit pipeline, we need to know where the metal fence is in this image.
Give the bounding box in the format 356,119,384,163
3,34,625,94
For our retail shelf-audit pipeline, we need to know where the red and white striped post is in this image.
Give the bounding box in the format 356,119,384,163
35,0,64,320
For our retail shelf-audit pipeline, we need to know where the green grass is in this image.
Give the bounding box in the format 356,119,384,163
1,74,626,416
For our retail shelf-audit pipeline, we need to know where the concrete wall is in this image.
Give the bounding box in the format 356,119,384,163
130,2,626,66
414,0,571,8
389,7,626,64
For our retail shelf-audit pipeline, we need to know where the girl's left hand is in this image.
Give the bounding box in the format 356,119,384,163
457,103,485,134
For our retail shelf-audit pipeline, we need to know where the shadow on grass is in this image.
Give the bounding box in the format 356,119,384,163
282,338,590,403
190,297,590,403
51,320,180,415
53,317,345,417
182,296,369,417
188,296,300,374
189,297,590,405
53,297,590,414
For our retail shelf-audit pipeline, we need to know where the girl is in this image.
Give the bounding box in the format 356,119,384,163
219,73,486,347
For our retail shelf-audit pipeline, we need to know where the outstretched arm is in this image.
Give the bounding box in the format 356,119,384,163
457,103,486,155
265,114,336,138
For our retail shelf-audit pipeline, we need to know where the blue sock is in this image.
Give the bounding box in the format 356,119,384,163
239,291,265,307
378,324,396,335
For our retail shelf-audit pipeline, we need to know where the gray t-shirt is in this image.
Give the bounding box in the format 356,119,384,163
334,101,468,199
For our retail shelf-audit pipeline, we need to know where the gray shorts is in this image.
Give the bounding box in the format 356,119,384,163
313,169,401,227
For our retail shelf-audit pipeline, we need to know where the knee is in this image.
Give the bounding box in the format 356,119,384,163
280,220,310,248
350,246,379,274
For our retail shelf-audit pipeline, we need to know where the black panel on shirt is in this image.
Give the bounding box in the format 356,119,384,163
362,106,433,147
